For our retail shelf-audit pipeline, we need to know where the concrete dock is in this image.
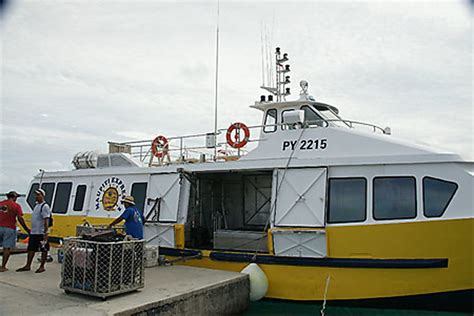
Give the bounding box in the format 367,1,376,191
0,250,249,315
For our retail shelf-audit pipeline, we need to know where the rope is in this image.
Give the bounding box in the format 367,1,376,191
320,275,331,316
168,253,202,264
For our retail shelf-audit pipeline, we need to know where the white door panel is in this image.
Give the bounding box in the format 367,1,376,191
274,168,327,227
144,223,175,248
272,229,327,258
147,174,181,222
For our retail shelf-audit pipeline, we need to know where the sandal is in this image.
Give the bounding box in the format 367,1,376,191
16,267,31,272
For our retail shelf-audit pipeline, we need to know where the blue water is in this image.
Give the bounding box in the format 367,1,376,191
243,300,469,316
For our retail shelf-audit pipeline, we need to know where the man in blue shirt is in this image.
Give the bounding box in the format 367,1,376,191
109,196,145,239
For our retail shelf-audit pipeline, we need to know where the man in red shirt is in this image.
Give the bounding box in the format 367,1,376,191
0,191,30,272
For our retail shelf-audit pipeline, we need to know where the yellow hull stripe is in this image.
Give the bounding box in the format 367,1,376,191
21,214,472,301
181,218,473,300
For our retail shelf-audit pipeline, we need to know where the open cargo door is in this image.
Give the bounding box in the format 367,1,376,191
145,173,190,223
273,167,327,227
144,172,190,248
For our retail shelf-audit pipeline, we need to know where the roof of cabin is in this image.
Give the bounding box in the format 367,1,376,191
250,100,339,114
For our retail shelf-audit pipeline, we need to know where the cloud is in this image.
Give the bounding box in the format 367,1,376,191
1,0,472,193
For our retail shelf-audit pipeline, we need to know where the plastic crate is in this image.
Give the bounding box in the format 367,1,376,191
60,237,144,299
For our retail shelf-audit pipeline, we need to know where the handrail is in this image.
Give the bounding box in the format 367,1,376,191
325,119,387,133
114,118,387,164
213,119,386,134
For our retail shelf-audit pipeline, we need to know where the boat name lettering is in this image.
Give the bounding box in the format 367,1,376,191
95,177,126,212
282,139,328,151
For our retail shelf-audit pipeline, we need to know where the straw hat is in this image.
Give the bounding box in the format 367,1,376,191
121,195,135,205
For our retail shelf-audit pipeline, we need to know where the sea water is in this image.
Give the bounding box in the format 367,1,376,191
243,300,469,316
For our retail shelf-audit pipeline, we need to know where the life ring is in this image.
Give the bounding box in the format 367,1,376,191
151,135,169,158
226,122,250,149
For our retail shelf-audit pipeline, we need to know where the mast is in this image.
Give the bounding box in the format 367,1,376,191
260,47,291,101
213,0,220,160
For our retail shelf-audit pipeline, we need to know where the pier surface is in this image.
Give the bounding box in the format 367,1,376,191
0,249,249,315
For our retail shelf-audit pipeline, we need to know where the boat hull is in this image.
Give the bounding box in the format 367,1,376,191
159,217,473,312
19,214,473,312
169,250,472,312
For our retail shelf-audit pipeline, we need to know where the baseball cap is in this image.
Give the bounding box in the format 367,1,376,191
6,191,20,198
35,188,46,196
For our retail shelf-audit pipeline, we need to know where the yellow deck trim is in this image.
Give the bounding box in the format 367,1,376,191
174,224,185,249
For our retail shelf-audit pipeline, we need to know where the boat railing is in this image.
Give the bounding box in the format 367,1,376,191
322,119,389,134
112,119,388,165
111,132,253,165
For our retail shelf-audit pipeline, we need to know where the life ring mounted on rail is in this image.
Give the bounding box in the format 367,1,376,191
226,122,250,149
151,135,169,158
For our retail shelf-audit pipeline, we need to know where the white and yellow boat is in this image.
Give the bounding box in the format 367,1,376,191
20,49,472,312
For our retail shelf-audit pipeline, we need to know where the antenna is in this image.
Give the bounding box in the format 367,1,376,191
260,47,291,102
213,0,220,160
260,24,265,86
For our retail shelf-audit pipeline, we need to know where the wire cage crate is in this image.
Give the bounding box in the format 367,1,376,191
60,237,145,299
76,224,125,237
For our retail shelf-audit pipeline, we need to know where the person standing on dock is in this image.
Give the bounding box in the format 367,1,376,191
0,191,30,272
108,196,145,239
16,188,51,273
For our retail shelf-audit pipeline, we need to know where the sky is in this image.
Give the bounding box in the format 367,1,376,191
1,0,472,193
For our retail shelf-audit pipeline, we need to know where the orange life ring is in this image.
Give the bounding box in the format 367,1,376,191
226,122,250,149
151,135,169,158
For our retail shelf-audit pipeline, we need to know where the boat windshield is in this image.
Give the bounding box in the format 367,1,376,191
301,105,325,127
314,106,348,127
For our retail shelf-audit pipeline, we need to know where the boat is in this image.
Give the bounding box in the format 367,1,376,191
20,48,473,312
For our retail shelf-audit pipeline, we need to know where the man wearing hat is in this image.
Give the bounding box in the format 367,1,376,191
108,195,145,239
0,191,30,272
17,188,51,273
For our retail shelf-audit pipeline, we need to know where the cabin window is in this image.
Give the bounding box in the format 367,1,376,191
263,108,277,133
316,107,346,127
131,182,148,212
40,182,56,207
27,183,39,209
373,177,416,220
52,182,72,214
423,177,458,218
301,105,325,127
281,109,296,130
26,182,56,210
328,178,366,223
73,185,87,212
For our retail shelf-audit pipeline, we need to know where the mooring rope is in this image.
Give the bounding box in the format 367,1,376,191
320,275,331,316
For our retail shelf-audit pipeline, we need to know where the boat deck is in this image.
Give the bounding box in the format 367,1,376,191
0,249,249,315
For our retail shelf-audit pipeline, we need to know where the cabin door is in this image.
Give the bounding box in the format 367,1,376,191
143,173,190,248
272,167,327,258
273,167,327,227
